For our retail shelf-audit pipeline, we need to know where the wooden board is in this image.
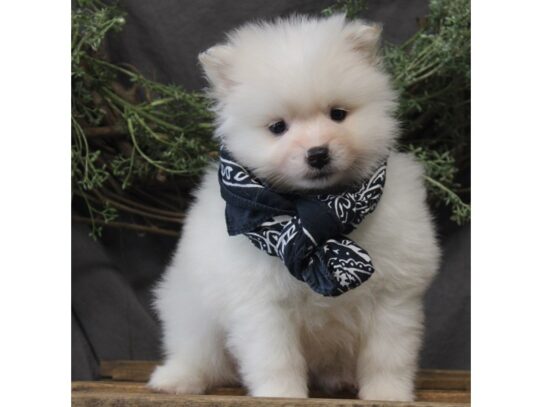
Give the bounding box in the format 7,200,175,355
71,360,471,407
99,361,471,391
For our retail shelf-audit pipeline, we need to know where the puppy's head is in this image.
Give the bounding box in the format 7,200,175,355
199,15,398,192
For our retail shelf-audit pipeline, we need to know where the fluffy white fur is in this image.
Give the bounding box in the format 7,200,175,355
148,15,440,401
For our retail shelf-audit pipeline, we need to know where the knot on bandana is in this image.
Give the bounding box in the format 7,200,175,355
218,148,387,297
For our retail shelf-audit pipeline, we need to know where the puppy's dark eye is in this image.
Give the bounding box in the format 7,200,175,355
330,108,347,122
268,120,287,135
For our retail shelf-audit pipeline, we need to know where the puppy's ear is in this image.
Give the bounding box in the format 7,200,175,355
344,20,382,61
198,45,235,94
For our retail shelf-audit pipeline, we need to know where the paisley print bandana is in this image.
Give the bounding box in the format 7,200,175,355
218,148,387,297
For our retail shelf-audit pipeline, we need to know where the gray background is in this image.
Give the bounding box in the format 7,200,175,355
72,0,470,380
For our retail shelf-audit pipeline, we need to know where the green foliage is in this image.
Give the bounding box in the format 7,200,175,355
393,0,470,224
327,0,471,224
322,0,367,19
71,0,215,237
71,0,471,237
409,146,470,224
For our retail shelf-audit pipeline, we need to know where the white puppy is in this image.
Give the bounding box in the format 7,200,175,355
148,14,440,401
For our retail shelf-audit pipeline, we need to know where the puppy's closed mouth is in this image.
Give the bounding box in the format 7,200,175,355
306,170,334,180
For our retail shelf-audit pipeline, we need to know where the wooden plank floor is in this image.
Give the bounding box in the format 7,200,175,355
72,360,470,407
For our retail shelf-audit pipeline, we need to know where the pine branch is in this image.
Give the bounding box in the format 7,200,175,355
72,216,179,237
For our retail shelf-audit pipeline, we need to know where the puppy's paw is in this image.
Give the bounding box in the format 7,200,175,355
358,376,414,401
147,364,205,395
250,379,308,398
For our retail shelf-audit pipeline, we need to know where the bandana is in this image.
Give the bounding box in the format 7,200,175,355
218,148,387,297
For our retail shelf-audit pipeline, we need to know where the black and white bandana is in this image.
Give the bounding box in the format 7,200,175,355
218,148,387,297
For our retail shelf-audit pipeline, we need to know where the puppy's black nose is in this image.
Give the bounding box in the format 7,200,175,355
306,146,330,169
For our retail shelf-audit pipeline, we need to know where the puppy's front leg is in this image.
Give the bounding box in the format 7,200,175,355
227,301,308,398
357,294,424,401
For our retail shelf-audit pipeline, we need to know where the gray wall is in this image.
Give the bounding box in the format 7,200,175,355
107,0,429,90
